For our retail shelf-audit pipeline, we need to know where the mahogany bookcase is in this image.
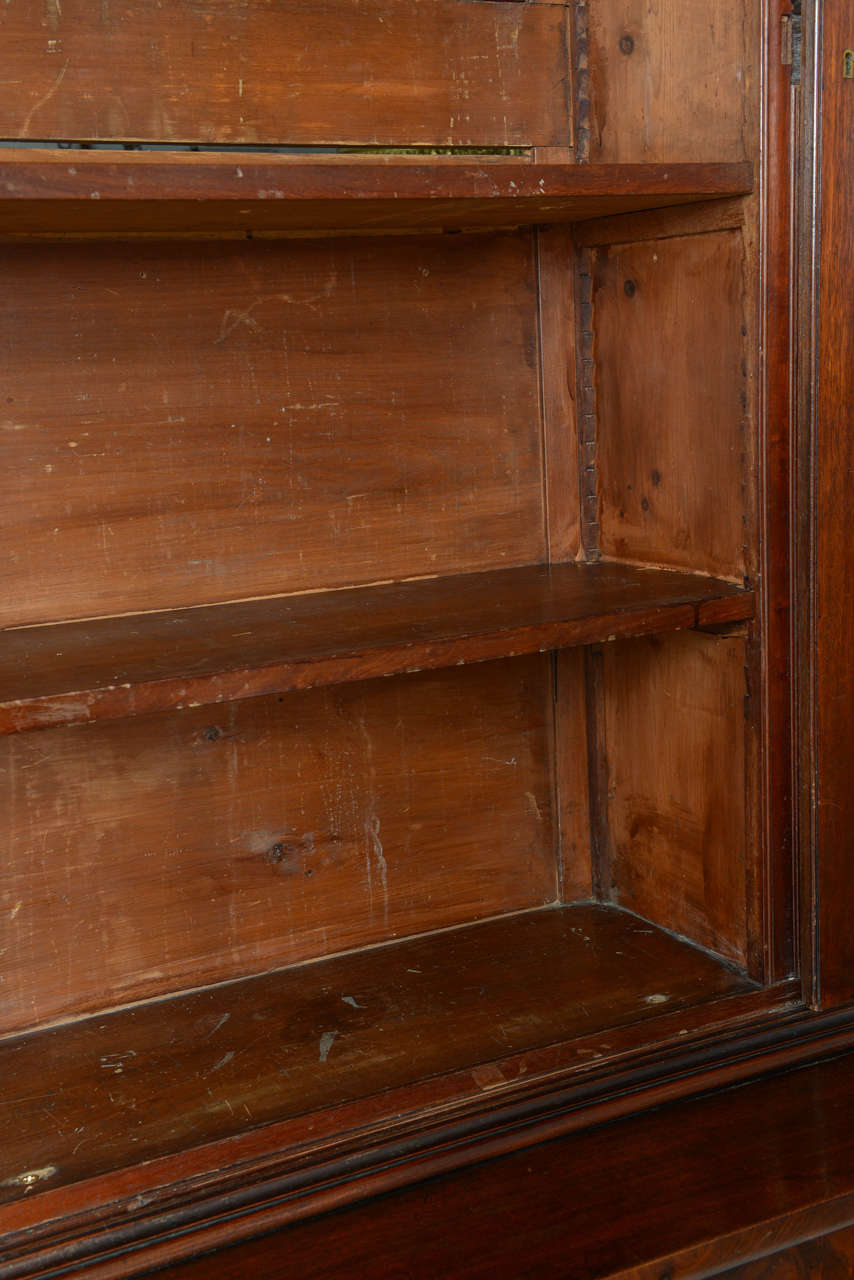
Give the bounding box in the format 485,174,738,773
0,1,849,1275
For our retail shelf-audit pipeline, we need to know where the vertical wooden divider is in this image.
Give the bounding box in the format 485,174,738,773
537,223,593,901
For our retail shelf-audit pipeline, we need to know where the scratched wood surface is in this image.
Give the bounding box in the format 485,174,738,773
0,563,755,735
0,657,558,1033
0,903,755,1207
594,229,749,581
0,0,571,147
0,231,544,627
585,0,756,163
601,632,749,968
0,153,754,236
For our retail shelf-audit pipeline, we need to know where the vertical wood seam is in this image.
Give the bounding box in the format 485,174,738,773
584,644,613,901
572,1,591,164
575,245,601,561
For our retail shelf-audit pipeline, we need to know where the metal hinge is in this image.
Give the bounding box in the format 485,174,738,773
782,5,802,85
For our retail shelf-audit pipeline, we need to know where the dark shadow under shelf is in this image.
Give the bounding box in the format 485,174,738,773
0,561,754,734
0,153,753,235
0,902,760,1214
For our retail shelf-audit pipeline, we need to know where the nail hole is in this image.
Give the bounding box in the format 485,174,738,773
203,725,221,742
619,33,635,54
624,279,637,298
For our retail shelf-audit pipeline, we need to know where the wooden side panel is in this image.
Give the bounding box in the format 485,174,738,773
594,230,749,582
585,0,755,163
0,0,571,148
813,2,854,1008
602,631,749,967
0,657,557,1033
0,232,545,627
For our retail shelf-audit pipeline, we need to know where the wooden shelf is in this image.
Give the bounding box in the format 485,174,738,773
0,152,753,236
0,903,757,1214
0,562,754,734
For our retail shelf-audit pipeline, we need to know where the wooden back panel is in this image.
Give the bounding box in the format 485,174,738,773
0,657,558,1034
0,231,545,627
0,0,571,148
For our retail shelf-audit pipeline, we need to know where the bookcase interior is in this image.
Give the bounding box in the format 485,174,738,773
0,0,789,1227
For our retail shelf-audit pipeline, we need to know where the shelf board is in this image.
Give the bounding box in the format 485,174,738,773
0,903,756,1211
0,152,753,235
0,562,754,734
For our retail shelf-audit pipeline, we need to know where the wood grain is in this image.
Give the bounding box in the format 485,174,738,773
0,153,754,236
0,903,755,1209
811,0,854,1008
0,563,755,735
602,631,749,967
128,1041,854,1280
0,0,571,148
594,230,750,581
0,658,556,1033
0,232,544,626
586,0,756,163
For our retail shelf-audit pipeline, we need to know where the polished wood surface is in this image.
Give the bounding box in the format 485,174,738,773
0,562,754,734
0,0,570,148
0,658,557,1032
143,1047,854,1280
0,154,753,236
810,0,854,1007
0,903,755,1213
0,232,544,626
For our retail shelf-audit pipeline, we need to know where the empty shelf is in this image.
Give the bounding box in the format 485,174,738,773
0,562,754,733
0,903,757,1213
0,153,753,235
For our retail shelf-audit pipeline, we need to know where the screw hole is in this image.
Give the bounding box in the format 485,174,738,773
203,725,221,742
624,279,637,298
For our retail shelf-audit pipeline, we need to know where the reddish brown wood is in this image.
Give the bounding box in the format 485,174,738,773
0,563,754,735
717,1226,854,1278
110,1046,854,1280
0,154,754,236
0,903,756,1216
810,0,854,1007
0,0,571,148
594,229,751,582
0,232,545,626
602,631,751,968
586,1,757,163
0,658,557,1032
758,0,798,984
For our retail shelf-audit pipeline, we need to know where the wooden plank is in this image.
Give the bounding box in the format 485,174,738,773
0,564,755,735
602,631,749,967
0,154,754,236
0,658,556,1034
811,1,854,1008
594,230,750,581
537,224,582,562
0,0,571,148
0,232,545,627
131,1049,854,1280
586,0,757,163
0,903,755,1207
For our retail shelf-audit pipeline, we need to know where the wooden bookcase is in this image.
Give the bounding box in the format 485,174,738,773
0,0,837,1274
